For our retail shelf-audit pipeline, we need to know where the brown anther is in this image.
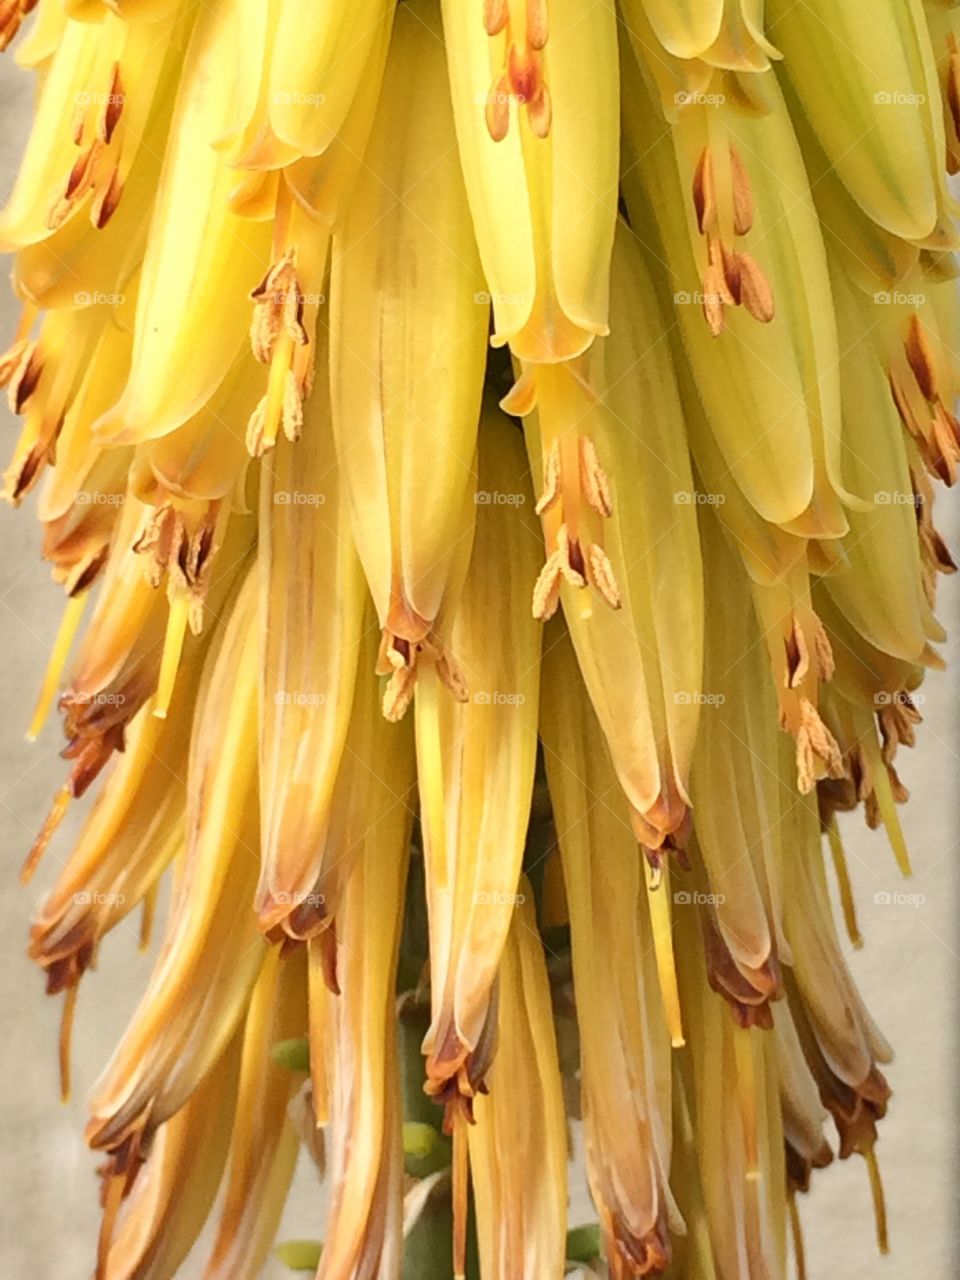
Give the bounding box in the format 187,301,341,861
586,542,621,610
132,504,180,588
795,698,845,794
729,144,754,236
249,252,309,363
579,436,613,518
535,438,561,515
784,616,810,690
811,612,835,681
483,0,508,37
5,339,41,413
525,83,552,138
526,0,549,50
485,73,511,143
98,65,124,146
0,337,29,391
737,252,775,324
692,147,715,236
904,314,938,403
91,168,124,230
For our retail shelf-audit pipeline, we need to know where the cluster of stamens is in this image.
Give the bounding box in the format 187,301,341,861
483,0,551,141
691,142,775,336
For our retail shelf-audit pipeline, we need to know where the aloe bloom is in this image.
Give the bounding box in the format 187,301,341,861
2,0,958,1277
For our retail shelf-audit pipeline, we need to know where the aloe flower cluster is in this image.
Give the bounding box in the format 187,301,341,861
1,1,957,1277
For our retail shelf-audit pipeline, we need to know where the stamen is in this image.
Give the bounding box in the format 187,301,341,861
153,591,190,720
904,314,937,402
586,542,621,610
784,616,809,690
795,698,844,794
826,819,862,950
21,784,71,884
871,757,912,878
579,437,612,517
452,1107,469,1280
787,1192,808,1280
535,438,561,515
59,984,79,1104
644,861,685,1048
139,880,158,952
864,1146,889,1256
736,252,775,324
733,1027,761,1181
26,591,87,742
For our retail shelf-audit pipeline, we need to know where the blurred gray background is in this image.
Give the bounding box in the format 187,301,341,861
1,34,957,1280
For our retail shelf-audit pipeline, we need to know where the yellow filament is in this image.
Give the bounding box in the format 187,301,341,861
153,591,191,719
865,1146,889,1255
452,1109,469,1280
139,880,158,952
733,1027,761,1181
261,331,295,452
872,759,913,878
826,818,862,949
27,591,88,741
59,984,79,1104
644,861,685,1047
787,1192,807,1280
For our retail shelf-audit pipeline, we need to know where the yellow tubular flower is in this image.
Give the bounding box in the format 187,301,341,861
330,0,488,699
540,623,678,1276
466,890,568,1280
312,709,414,1280
416,408,541,1102
85,567,265,1196
103,1031,242,1280
515,223,703,849
0,5,185,249
674,895,789,1280
204,946,308,1280
767,0,957,247
622,52,855,540
440,0,619,362
622,0,780,71
255,325,366,936
94,0,273,443
687,516,789,1025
